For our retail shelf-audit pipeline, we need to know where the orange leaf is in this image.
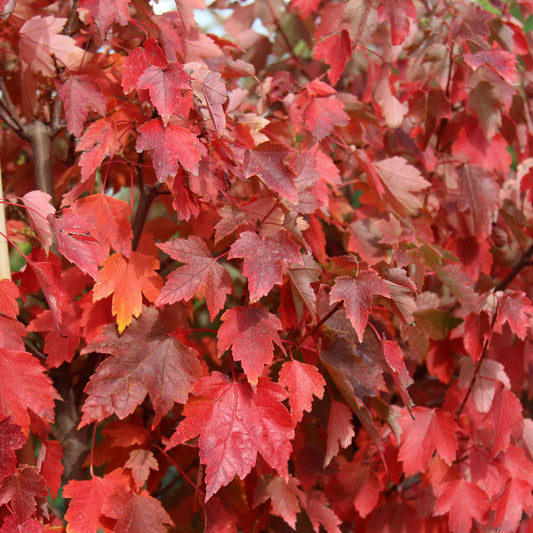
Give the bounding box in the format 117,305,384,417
93,252,162,333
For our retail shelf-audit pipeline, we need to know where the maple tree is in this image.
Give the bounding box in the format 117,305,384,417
3,0,533,531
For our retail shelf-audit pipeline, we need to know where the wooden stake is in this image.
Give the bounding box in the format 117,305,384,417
0,163,11,280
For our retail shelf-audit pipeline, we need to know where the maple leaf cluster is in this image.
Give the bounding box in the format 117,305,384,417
2,0,533,531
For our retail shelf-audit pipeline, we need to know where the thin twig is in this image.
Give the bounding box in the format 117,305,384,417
495,243,533,292
352,0,373,50
153,444,205,497
23,338,46,361
0,106,21,133
264,0,305,72
456,310,497,418
0,77,24,130
294,302,342,349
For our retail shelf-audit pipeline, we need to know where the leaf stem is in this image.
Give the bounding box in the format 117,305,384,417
153,444,205,497
89,422,97,478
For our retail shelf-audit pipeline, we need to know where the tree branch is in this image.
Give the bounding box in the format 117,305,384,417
51,94,65,135
0,77,24,131
132,186,158,251
0,105,22,133
62,0,81,36
131,151,156,251
51,365,91,482
22,120,56,204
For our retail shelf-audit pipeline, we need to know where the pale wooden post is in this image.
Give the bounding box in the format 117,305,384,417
0,163,11,280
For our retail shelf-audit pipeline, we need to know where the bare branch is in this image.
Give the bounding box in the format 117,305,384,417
0,105,21,133
0,77,24,131
495,243,533,292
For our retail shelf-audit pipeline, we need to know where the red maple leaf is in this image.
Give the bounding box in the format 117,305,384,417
326,458,383,519
76,119,118,182
80,0,130,37
125,450,159,491
314,30,351,85
373,156,431,217
25,254,69,330
458,357,510,414
80,306,202,426
63,469,130,533
291,0,320,19
377,0,416,45
434,480,489,533
492,478,533,533
68,193,133,259
286,255,321,320
0,279,19,320
19,15,85,77
218,306,284,387
0,417,26,483
278,360,325,424
49,209,101,280
190,65,228,136
156,236,231,320
324,401,355,467
382,339,413,413
398,406,458,475
204,496,238,533
228,230,302,302
464,49,516,84
300,490,342,533
37,441,63,499
28,306,81,367
320,334,386,401
0,466,48,523
166,373,294,500
288,146,340,215
0,348,58,431
304,97,349,141
92,252,163,333
463,310,492,362
329,271,390,342
102,485,174,533
122,38,168,94
457,165,500,239
243,142,298,203
489,384,523,455
136,119,201,181
409,87,451,149
137,63,191,126
0,516,44,532
254,475,303,529
21,191,55,254
495,290,533,340
58,74,106,137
